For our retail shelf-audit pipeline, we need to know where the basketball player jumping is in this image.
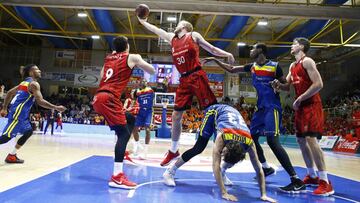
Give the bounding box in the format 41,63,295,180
138,16,235,167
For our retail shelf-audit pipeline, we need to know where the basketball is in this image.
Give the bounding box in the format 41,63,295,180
135,4,150,19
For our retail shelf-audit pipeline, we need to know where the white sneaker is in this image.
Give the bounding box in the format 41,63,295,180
163,170,176,186
223,173,233,186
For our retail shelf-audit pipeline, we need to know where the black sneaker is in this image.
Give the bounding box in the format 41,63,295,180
263,167,276,177
254,167,276,179
5,154,24,164
279,178,306,193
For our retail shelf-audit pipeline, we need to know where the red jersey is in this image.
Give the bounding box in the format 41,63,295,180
290,57,321,105
171,33,202,74
97,52,133,98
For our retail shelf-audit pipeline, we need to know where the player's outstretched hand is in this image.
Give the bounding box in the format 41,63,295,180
222,193,238,202
55,105,67,112
227,53,235,65
260,195,277,203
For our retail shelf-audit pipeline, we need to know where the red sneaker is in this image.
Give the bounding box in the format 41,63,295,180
160,150,180,166
313,180,335,196
5,154,24,164
303,175,320,186
124,151,136,165
109,173,137,189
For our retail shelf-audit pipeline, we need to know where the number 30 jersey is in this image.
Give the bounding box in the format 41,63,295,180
97,52,133,98
171,33,202,74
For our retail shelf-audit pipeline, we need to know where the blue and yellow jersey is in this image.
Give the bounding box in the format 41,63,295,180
8,77,35,121
136,87,154,109
244,60,283,109
199,104,253,149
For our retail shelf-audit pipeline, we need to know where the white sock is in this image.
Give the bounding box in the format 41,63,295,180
318,171,328,183
261,162,271,169
133,141,139,153
307,167,317,178
113,162,123,175
10,148,18,155
170,141,179,153
168,164,178,175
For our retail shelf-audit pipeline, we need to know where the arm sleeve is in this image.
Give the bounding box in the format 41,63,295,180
243,63,253,72
276,64,284,78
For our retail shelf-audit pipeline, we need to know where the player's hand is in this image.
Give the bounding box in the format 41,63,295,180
227,53,235,65
137,16,148,24
222,193,238,202
270,79,281,92
0,109,8,117
260,195,277,203
55,105,67,112
293,97,302,111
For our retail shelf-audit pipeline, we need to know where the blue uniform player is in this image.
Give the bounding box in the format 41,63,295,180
132,80,154,158
163,104,276,202
203,43,306,193
0,64,66,163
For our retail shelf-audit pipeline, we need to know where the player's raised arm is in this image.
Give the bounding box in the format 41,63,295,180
138,17,175,43
212,135,238,202
128,54,155,75
29,81,66,112
192,32,234,64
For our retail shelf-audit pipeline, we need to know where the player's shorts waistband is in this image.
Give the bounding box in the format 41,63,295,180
180,66,202,78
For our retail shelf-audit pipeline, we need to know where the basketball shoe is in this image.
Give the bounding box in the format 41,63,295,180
279,178,306,193
163,169,176,186
5,154,24,164
313,180,334,196
160,150,180,166
303,175,320,186
109,173,137,189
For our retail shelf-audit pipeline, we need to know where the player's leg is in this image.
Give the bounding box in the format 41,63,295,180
163,136,210,186
163,110,214,186
93,92,136,189
250,109,275,177
160,82,191,166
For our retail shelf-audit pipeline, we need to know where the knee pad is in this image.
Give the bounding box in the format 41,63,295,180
17,130,33,146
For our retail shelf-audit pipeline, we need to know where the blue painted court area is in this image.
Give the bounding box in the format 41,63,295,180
1,156,359,203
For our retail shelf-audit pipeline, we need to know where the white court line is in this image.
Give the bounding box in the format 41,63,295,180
127,178,360,203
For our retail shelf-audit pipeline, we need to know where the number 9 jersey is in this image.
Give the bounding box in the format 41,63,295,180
97,52,133,99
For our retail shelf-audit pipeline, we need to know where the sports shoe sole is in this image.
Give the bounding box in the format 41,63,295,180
278,188,308,194
108,181,136,189
312,190,335,196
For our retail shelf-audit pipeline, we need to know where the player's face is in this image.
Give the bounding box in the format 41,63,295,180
291,40,302,55
174,22,184,35
250,45,261,59
31,66,42,79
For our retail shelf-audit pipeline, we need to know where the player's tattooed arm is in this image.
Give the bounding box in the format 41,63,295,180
212,135,238,202
30,81,66,112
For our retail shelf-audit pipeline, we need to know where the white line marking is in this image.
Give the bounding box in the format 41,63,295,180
127,178,360,202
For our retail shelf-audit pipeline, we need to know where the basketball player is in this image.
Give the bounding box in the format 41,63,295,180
271,37,334,196
203,44,306,193
92,36,155,189
163,104,276,202
138,17,235,166
133,80,154,158
0,64,66,163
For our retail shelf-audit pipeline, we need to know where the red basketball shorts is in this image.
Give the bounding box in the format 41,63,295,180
174,70,217,111
92,92,126,127
295,102,324,137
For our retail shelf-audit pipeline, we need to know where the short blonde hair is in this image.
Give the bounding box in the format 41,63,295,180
179,20,193,32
